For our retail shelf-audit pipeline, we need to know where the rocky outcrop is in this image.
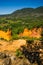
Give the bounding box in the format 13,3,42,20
0,39,43,65
19,28,42,38
0,29,11,41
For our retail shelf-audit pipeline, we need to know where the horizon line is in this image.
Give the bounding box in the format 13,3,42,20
0,6,43,15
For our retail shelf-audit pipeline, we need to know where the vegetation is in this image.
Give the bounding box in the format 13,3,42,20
0,6,43,65
15,49,23,57
0,6,43,40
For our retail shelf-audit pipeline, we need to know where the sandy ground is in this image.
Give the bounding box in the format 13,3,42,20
0,39,26,52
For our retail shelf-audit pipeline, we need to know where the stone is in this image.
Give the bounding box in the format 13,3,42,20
3,57,11,65
0,52,6,59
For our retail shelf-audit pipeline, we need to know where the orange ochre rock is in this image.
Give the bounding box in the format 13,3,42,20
19,28,42,38
0,29,11,41
0,28,42,41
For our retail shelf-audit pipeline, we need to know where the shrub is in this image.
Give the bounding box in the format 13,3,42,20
15,49,23,57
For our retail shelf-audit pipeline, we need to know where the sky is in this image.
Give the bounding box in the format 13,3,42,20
0,0,43,15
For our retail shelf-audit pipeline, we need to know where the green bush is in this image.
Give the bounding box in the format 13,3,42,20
15,49,23,57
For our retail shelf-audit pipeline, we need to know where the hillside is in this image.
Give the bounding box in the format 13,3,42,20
0,6,43,40
11,6,43,18
0,6,43,18
0,6,43,65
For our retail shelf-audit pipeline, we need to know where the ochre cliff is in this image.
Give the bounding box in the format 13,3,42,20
0,29,11,41
19,28,42,38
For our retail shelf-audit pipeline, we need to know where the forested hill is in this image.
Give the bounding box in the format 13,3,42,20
0,6,43,18
11,6,43,18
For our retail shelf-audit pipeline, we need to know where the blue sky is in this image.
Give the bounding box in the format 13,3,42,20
0,0,43,15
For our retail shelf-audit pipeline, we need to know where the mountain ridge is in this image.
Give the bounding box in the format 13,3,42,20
0,6,43,18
